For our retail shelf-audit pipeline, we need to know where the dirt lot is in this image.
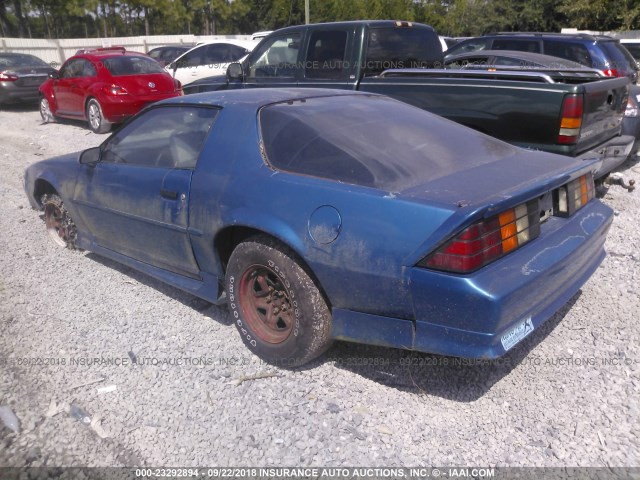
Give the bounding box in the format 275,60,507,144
0,105,639,468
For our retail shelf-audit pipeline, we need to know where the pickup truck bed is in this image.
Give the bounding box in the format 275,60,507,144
360,69,633,176
181,20,634,177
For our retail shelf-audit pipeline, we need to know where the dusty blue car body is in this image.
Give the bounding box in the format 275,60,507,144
24,88,613,360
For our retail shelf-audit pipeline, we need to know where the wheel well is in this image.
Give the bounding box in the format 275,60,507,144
214,226,332,308
33,180,57,208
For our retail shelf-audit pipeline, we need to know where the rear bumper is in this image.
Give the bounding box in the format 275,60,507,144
0,83,40,104
99,92,182,123
331,200,613,358
577,134,635,178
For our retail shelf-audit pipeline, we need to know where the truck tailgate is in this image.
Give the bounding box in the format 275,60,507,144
576,77,628,155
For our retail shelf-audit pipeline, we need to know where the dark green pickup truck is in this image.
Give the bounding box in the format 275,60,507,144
182,20,634,178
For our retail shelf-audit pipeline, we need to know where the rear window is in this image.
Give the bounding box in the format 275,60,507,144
543,40,592,67
598,41,638,73
363,27,442,75
0,54,48,68
445,38,492,57
259,95,515,192
102,56,165,75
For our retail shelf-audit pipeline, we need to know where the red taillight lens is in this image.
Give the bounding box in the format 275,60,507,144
419,200,540,273
0,72,19,81
558,94,584,145
553,173,595,217
602,68,619,77
102,84,128,96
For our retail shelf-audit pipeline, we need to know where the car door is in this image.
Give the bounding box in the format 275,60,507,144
67,59,97,114
73,105,219,278
244,32,301,88
191,43,237,82
52,59,84,115
171,45,205,86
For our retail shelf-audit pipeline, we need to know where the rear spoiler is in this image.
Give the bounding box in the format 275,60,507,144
378,68,604,84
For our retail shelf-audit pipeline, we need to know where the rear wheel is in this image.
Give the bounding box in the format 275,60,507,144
86,99,111,134
39,97,56,123
42,193,76,249
226,235,333,367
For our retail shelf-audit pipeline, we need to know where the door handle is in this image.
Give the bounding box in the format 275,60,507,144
160,189,178,200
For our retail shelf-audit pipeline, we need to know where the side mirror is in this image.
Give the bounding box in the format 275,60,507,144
48,71,59,79
79,147,100,166
168,62,176,72
227,62,243,80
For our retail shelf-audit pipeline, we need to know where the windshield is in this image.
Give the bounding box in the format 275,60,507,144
260,94,515,192
0,54,48,69
102,56,165,76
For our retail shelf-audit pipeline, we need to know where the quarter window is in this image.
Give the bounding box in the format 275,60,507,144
101,106,219,169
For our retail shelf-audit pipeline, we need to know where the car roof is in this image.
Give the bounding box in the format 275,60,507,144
446,49,587,67
158,88,370,110
273,20,436,35
71,49,149,61
483,32,619,42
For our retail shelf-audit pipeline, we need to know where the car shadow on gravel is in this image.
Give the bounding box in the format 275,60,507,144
320,292,581,402
0,103,39,112
84,253,233,326
85,250,580,402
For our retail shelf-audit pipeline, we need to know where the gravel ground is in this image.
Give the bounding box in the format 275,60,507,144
0,106,639,469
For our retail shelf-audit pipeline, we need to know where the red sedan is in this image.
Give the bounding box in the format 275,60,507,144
39,47,182,133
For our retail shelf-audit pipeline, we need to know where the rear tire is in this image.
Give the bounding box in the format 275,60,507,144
86,99,111,134
42,193,77,249
226,235,333,367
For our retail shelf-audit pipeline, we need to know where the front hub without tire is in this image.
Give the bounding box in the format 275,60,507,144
42,194,76,248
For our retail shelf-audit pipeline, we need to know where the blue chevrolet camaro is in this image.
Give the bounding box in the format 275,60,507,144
24,89,613,366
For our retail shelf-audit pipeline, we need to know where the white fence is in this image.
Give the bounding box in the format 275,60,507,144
0,34,252,66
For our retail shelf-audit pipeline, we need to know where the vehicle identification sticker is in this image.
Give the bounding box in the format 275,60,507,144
501,317,534,352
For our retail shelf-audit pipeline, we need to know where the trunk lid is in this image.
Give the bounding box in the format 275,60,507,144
6,66,53,87
116,73,177,96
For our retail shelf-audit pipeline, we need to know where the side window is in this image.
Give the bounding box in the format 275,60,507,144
203,44,230,64
228,44,249,61
305,30,348,79
176,47,203,68
82,59,97,77
102,106,219,169
493,39,541,53
544,41,592,67
247,33,301,78
60,59,85,78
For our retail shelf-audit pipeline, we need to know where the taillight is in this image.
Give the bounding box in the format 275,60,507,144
0,72,18,81
553,173,595,217
419,200,540,273
602,68,619,77
174,78,183,95
625,98,639,117
558,94,583,145
102,84,128,96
